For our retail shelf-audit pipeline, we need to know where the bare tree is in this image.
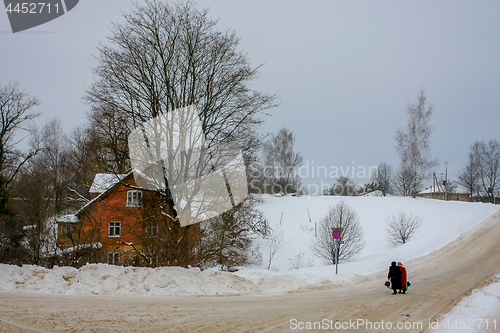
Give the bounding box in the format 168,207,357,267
458,147,481,198
261,128,303,194
395,89,437,197
473,140,500,203
266,212,285,270
371,162,393,196
394,164,415,197
0,81,40,264
386,211,422,245
66,126,99,204
40,119,72,214
311,201,364,264
13,119,75,265
0,82,40,187
85,105,131,174
86,0,275,164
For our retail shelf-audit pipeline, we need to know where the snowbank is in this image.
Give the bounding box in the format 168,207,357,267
0,264,258,296
431,275,500,333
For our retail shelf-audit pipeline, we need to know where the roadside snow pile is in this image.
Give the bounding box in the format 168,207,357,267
0,196,498,296
432,275,500,333
0,264,259,296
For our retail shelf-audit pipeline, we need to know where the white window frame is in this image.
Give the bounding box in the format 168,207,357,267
107,252,120,265
127,190,142,207
108,221,121,237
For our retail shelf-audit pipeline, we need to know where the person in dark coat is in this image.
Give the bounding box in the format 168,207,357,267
387,261,402,294
398,262,407,294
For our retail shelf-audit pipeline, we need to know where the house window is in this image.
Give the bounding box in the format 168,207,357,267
127,190,142,207
108,221,121,237
108,252,120,265
61,223,72,237
457,194,460,201
146,224,159,238
430,193,434,199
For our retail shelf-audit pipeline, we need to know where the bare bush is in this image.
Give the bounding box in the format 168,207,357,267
288,251,314,270
386,212,422,245
311,201,364,264
267,213,286,270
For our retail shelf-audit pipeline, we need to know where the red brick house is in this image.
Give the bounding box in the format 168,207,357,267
57,172,200,267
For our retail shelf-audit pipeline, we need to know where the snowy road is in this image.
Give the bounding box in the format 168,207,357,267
1,211,500,332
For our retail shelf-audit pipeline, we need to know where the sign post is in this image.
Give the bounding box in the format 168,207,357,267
332,228,342,274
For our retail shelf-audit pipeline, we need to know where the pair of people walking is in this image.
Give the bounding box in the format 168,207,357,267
387,261,407,294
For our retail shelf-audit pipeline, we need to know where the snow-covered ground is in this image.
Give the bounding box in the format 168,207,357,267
431,275,500,333
0,195,498,298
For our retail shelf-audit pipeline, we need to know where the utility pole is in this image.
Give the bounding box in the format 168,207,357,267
445,161,449,201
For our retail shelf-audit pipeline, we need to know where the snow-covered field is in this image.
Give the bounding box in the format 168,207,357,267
0,195,498,298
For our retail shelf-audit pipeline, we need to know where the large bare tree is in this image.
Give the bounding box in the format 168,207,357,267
86,0,275,160
395,89,437,197
85,0,276,266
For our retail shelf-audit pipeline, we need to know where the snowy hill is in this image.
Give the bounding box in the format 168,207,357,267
0,195,498,297
251,195,499,272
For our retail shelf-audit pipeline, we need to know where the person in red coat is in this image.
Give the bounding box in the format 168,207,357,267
398,262,407,294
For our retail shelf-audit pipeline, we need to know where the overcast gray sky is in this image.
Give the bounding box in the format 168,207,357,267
1,0,499,189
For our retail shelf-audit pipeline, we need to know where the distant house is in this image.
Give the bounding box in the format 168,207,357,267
57,172,197,267
417,186,470,202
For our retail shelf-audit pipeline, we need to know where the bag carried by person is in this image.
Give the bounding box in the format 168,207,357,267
385,280,391,288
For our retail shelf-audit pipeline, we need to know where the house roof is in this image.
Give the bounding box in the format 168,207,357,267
76,171,134,216
418,187,469,195
89,173,129,194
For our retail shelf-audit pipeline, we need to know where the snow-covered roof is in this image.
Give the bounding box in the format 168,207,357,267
419,187,469,195
76,171,134,216
89,173,129,194
54,214,79,223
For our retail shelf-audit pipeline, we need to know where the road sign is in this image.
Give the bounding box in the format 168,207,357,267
332,229,341,239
